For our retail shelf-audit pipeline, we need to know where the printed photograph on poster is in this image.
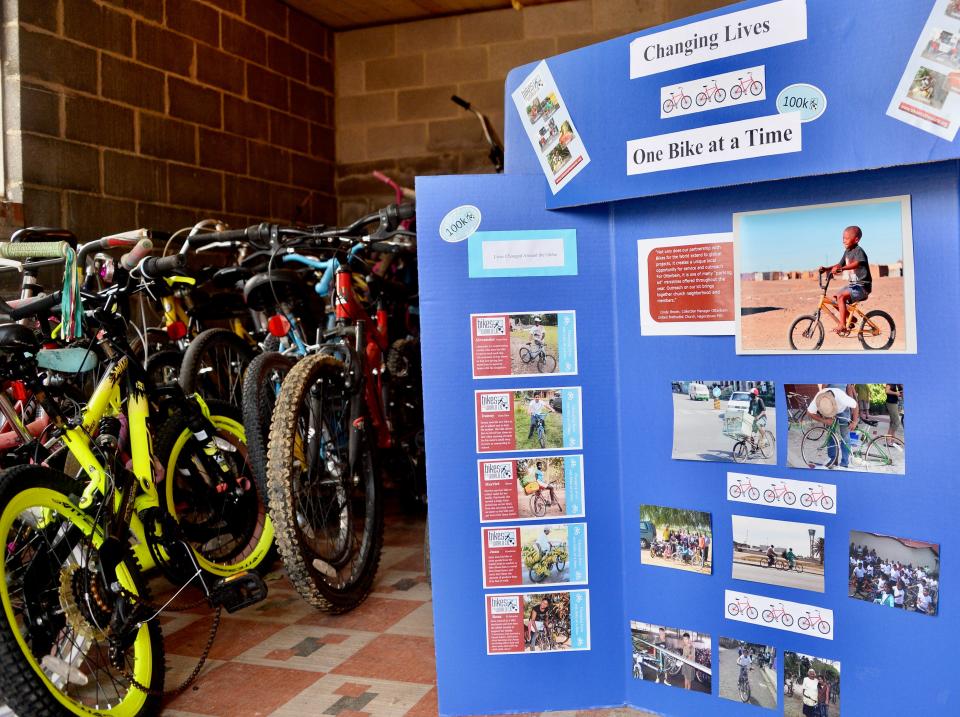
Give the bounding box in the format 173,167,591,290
640,504,712,574
731,515,825,593
887,0,960,140
849,531,939,616
672,380,776,464
783,651,840,717
485,590,590,654
786,384,905,475
477,455,585,523
637,234,735,336
734,196,916,354
725,589,834,640
470,311,577,378
630,621,712,694
727,472,837,514
510,61,590,194
474,387,582,453
718,638,777,709
481,523,588,589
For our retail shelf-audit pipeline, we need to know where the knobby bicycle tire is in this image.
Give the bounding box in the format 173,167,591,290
266,354,384,613
179,328,256,407
242,351,297,500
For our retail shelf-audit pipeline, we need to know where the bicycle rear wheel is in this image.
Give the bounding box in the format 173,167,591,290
862,434,905,472
538,354,557,373
0,465,163,716
799,426,839,467
266,354,383,613
858,310,896,350
757,431,775,461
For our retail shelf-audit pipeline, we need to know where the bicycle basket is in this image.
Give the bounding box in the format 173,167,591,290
723,410,752,438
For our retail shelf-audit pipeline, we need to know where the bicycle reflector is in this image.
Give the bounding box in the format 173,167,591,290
268,314,291,337
166,320,188,341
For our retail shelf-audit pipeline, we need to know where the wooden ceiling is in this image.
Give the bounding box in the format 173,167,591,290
283,0,564,30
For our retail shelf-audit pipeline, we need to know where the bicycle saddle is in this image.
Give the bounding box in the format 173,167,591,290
243,269,313,313
0,323,40,354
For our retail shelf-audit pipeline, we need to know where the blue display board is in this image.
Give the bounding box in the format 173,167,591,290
502,0,960,208
417,2,960,715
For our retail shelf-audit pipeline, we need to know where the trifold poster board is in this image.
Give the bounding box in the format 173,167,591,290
418,1,959,716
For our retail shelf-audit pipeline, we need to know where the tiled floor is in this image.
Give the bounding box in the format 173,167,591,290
157,512,652,717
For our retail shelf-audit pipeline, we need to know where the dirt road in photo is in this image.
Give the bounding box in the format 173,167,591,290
740,276,906,352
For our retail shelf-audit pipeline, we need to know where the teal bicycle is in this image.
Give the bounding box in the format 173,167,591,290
799,419,904,471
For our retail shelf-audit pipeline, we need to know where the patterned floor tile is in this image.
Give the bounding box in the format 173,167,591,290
164,662,322,716
296,596,424,632
235,624,376,673
165,617,287,660
404,687,438,717
333,634,435,684
268,674,431,717
370,571,432,602
385,602,434,638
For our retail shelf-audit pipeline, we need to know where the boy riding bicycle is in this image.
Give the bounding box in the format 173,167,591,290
529,316,545,352
526,393,554,440
818,225,871,335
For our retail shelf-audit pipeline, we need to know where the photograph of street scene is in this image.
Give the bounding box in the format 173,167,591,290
640,504,712,574
514,389,564,450
718,638,777,709
516,457,566,519
786,384,904,474
849,530,939,616
783,651,840,717
523,592,574,652
520,524,569,586
672,381,776,464
735,196,913,353
509,313,561,375
630,621,711,694
732,515,825,592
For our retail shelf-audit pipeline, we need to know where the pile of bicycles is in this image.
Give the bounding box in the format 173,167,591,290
0,178,421,715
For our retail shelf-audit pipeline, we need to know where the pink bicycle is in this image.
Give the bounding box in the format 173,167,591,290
798,610,831,635
728,476,760,500
730,71,764,99
662,86,693,113
696,79,726,106
761,602,795,627
763,481,797,505
727,596,758,619
800,484,835,510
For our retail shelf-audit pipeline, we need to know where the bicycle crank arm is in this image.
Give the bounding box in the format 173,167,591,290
208,571,268,613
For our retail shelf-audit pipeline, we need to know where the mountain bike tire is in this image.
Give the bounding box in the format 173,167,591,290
242,351,297,500
0,465,163,716
179,328,256,407
266,354,383,613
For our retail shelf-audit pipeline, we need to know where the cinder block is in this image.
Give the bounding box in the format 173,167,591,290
64,0,133,56
397,16,459,53
20,30,98,93
136,22,194,76
103,150,167,202
65,192,137,237
398,86,460,121
197,45,245,95
365,55,424,92
224,95,270,141
139,113,197,164
424,46,487,85
169,78,223,128
101,56,165,111
289,82,328,124
247,64,289,110
168,164,224,210
336,26,396,63
20,84,61,137
488,38,556,78
460,8,523,46
65,95,135,150
222,16,267,65
366,122,427,160
22,134,100,193
166,0,220,47
248,141,291,183
268,37,308,81
269,110,309,153
199,128,248,175
336,92,396,127
523,0,593,38
246,0,288,38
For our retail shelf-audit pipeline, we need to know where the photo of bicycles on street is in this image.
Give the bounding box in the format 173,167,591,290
513,389,564,449
718,638,777,709
672,380,776,464
640,504,712,574
523,592,574,652
734,196,916,354
630,621,712,693
783,651,840,717
849,530,939,616
732,515,825,592
786,384,905,475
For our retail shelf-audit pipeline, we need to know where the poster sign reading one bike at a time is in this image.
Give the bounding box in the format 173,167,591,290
471,311,578,379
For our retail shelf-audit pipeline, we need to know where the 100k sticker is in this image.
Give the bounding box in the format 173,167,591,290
776,83,827,122
439,205,481,243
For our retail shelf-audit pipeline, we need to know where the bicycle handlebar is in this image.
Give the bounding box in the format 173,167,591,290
77,232,146,265
119,238,154,270
0,290,63,321
141,253,186,276
0,241,71,260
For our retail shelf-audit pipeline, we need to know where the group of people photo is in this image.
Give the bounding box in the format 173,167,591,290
849,532,939,615
640,505,712,574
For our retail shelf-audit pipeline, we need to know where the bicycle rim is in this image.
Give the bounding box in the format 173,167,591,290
788,315,824,350
163,409,274,576
0,469,160,716
800,426,837,467
858,310,896,350
862,435,905,472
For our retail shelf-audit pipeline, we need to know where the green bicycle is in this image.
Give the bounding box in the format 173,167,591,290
799,419,904,471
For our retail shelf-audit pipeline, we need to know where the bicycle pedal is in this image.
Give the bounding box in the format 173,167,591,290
209,571,268,613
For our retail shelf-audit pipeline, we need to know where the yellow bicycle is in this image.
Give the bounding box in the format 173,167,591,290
788,271,895,350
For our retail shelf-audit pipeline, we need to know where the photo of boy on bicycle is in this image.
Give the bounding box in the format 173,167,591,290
513,390,562,449
509,313,561,375
735,196,914,353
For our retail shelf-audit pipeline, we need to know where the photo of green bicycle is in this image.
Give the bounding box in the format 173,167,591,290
732,515,825,593
786,384,905,475
513,389,564,449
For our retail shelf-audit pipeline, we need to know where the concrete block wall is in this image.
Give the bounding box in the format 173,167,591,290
334,0,735,222
3,0,336,240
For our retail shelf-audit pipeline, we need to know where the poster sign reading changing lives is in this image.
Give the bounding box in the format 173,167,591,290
511,61,591,193
485,590,590,654
475,388,583,453
471,311,578,378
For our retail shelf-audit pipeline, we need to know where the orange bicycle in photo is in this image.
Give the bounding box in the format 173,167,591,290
788,271,896,350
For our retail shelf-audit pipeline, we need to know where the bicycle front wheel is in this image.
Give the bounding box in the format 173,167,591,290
242,351,298,499
858,310,896,350
538,354,557,373
179,328,256,407
267,354,383,613
732,441,749,463
788,315,825,351
518,346,533,364
0,465,163,716
862,435,905,472
800,426,839,468
757,431,775,461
